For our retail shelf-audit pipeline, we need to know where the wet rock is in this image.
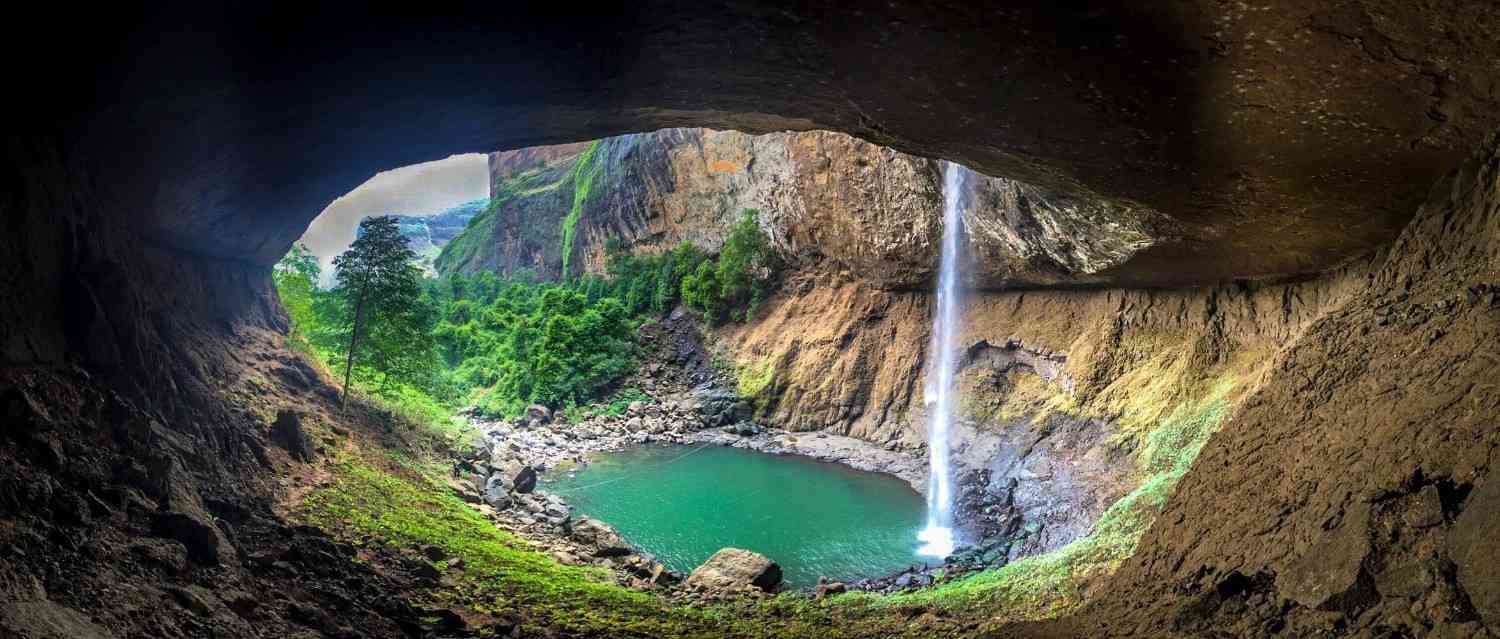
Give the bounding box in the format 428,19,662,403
492,462,537,495
271,409,315,462
685,548,782,594
512,467,538,494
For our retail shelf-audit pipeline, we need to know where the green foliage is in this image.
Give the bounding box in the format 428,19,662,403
560,140,603,280
682,210,780,325
1140,389,1231,475
590,239,710,316
273,244,321,353
277,209,776,425
430,273,638,418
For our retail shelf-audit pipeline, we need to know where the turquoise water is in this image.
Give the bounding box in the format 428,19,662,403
542,444,932,587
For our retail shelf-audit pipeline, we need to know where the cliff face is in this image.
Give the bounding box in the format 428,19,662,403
437,129,1161,288
441,127,1390,571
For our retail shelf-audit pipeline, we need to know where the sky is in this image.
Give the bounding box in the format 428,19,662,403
298,153,489,284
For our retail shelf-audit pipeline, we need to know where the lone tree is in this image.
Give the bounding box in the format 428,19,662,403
330,216,434,407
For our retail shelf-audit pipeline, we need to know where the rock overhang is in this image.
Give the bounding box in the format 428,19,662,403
19,1,1500,287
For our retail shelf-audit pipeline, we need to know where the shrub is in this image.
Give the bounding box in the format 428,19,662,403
682,209,779,324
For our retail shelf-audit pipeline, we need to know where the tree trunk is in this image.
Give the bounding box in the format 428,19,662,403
341,287,367,411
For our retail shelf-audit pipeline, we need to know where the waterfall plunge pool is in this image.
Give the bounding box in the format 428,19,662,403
541,444,937,587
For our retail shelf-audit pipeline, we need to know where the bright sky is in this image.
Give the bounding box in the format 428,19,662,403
297,153,489,284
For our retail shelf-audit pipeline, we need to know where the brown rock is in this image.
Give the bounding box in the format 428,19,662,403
570,518,633,558
1275,502,1373,611
684,548,782,594
1448,477,1500,627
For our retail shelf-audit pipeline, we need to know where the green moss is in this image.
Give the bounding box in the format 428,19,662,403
299,457,730,637
560,140,603,280
1139,380,1232,475
735,358,776,410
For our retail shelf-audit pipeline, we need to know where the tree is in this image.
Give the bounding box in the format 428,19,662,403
329,216,434,407
273,244,321,353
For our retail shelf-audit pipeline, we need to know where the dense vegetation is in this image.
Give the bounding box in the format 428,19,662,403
274,209,779,421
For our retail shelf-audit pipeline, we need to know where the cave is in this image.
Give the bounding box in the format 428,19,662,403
5,3,1500,638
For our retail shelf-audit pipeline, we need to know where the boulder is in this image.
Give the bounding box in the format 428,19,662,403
271,410,315,462
1275,502,1374,612
814,577,847,600
525,404,552,423
151,510,233,566
492,462,537,494
482,476,512,510
684,548,782,594
571,518,633,557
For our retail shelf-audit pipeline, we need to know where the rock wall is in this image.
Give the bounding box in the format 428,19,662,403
1041,134,1500,637
437,129,1161,288
716,253,1373,563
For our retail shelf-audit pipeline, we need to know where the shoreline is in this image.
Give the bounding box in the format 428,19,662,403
449,398,961,597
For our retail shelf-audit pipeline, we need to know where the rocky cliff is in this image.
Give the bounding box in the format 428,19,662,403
436,129,1162,288
390,198,485,259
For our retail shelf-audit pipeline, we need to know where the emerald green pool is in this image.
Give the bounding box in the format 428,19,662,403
542,444,932,588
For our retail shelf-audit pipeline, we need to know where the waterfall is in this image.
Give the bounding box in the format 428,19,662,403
916,161,968,559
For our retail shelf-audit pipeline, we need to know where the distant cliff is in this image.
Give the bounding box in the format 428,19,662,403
433,129,1162,289
382,198,485,271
